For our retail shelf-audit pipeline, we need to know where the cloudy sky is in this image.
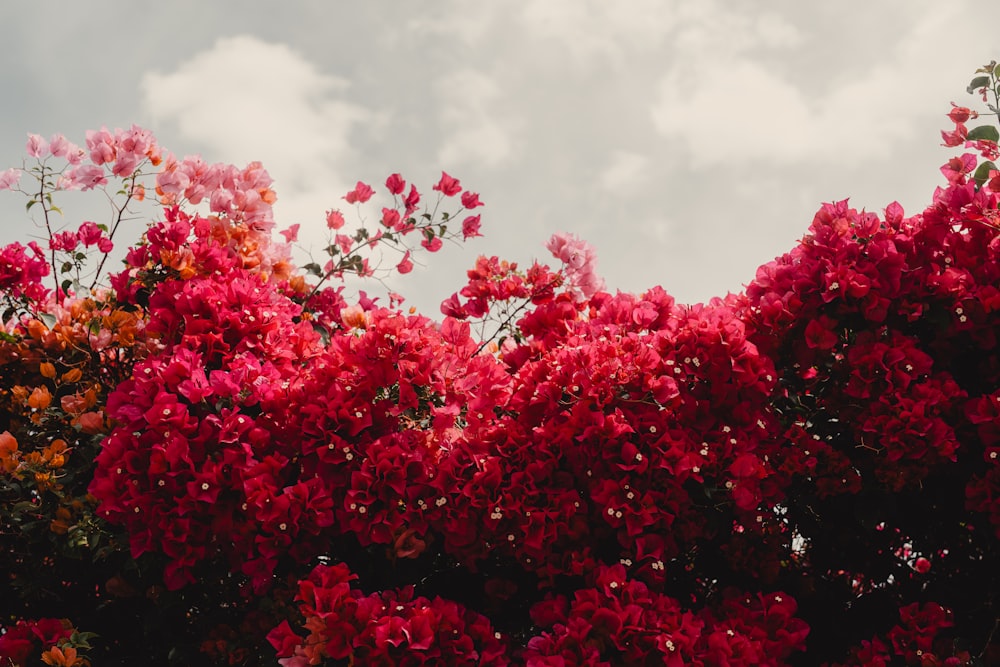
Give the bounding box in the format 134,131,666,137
1,1,997,315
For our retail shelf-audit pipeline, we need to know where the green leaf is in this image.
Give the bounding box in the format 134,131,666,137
994,64,1000,79
966,125,1000,142
25,199,37,212
973,160,997,187
0,330,19,343
968,76,991,93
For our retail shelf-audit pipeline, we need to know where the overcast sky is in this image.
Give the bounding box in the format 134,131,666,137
1,1,997,315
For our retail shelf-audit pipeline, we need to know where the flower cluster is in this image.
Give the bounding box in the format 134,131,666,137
545,232,605,301
0,241,50,303
524,564,807,666
4,63,1000,665
0,617,91,667
267,562,508,666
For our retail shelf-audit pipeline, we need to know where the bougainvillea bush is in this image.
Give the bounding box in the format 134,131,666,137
2,62,1000,666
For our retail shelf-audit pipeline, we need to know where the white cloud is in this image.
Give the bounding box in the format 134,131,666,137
598,150,650,193
139,34,377,263
518,0,678,64
435,68,515,168
141,35,367,201
647,3,993,168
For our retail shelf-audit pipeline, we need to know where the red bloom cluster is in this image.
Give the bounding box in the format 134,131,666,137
267,562,508,666
91,240,322,589
0,241,50,302
524,564,807,666
0,618,77,666
7,64,1000,665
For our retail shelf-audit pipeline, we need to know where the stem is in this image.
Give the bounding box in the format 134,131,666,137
36,168,59,297
473,276,563,355
978,617,999,661
89,173,136,291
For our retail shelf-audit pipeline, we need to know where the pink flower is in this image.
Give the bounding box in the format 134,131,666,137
26,133,48,158
78,221,103,246
381,208,401,229
49,231,79,252
433,171,462,196
404,185,421,214
462,215,482,239
344,181,375,204
397,251,414,274
461,191,483,208
326,209,345,230
335,234,353,255
209,187,234,214
941,126,966,147
421,235,443,253
947,103,975,123
546,232,604,299
386,173,406,195
279,224,300,243
85,127,116,165
48,134,71,158
0,168,21,191
940,153,977,184
65,164,107,191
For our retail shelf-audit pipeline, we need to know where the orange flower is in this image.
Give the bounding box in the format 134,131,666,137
61,367,83,383
40,361,57,378
0,430,19,473
50,506,73,534
26,318,48,340
340,305,370,330
75,411,105,435
28,385,53,410
41,645,85,666
42,439,69,468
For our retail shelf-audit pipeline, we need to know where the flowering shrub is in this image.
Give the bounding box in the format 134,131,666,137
2,62,1000,665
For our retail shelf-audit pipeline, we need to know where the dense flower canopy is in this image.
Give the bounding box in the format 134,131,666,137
1,62,1000,666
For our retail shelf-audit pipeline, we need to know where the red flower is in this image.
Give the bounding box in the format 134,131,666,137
433,171,462,196
344,180,375,204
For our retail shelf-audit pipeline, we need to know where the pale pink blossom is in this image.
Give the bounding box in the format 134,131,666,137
48,134,70,158
210,187,234,214
0,168,21,191
26,133,48,158
65,164,107,191
85,128,116,165
155,166,191,197
546,232,605,300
